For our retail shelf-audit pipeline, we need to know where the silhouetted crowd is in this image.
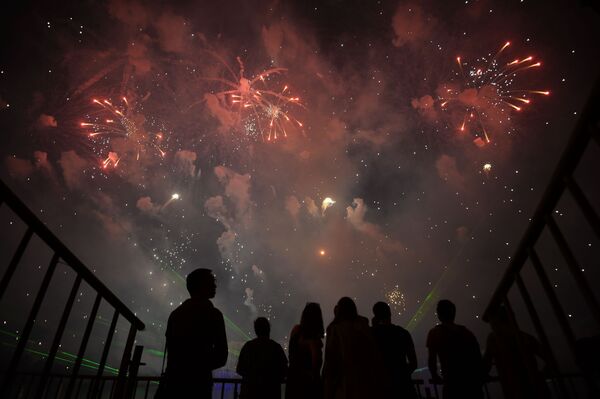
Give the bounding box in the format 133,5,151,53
156,268,550,399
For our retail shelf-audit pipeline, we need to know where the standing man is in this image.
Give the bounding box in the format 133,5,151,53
163,268,228,398
237,317,288,399
427,299,484,399
371,301,418,398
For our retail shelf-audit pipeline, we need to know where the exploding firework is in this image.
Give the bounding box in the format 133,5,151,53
438,42,549,145
385,285,406,315
81,97,167,169
204,55,304,141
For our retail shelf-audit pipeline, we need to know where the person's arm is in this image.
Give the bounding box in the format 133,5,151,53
309,340,323,376
428,349,442,383
323,326,340,399
482,334,494,374
278,344,289,381
212,310,228,369
236,344,248,377
406,332,418,374
427,331,442,384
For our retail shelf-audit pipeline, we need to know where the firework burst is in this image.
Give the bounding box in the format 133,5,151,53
439,41,549,144
204,55,304,141
81,97,167,169
385,285,406,315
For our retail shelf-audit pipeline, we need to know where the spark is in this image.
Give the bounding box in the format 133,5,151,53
483,163,492,173
319,249,326,256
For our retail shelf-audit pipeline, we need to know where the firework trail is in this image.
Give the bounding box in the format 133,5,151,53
438,41,549,144
81,97,167,169
204,54,304,141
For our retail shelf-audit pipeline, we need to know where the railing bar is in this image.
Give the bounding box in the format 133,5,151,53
221,381,225,399
0,227,34,302
483,382,490,399
234,382,239,399
65,292,102,399
54,377,64,399
100,378,107,398
144,380,150,399
109,377,116,398
124,345,144,398
566,177,600,238
515,274,570,399
546,215,600,325
529,249,579,349
0,252,59,397
90,309,119,399
22,373,35,399
113,323,138,399
75,376,84,398
0,181,145,331
35,274,83,399
432,380,440,399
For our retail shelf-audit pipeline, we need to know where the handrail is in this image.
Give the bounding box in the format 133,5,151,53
0,179,144,330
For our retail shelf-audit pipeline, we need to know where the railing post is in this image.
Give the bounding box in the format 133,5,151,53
65,293,102,399
34,274,82,399
89,309,120,399
124,345,144,398
113,323,138,399
0,252,59,397
0,227,34,301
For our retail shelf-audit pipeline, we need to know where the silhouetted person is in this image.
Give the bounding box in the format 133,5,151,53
483,306,550,399
163,268,228,398
237,317,288,399
286,302,325,399
371,301,418,399
427,299,483,399
323,297,383,399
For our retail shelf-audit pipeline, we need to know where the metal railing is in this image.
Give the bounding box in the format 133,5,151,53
482,78,600,398
5,372,584,399
0,180,145,399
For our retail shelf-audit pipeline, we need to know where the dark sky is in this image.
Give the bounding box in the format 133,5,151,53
1,0,599,375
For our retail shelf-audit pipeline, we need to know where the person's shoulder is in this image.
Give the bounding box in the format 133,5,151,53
393,324,412,337
456,324,476,336
426,324,443,346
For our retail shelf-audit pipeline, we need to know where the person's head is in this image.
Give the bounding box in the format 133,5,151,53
372,301,392,325
436,299,456,323
300,302,325,339
186,268,216,299
335,297,358,322
254,317,270,338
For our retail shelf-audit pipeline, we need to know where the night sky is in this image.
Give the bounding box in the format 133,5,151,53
1,0,599,376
